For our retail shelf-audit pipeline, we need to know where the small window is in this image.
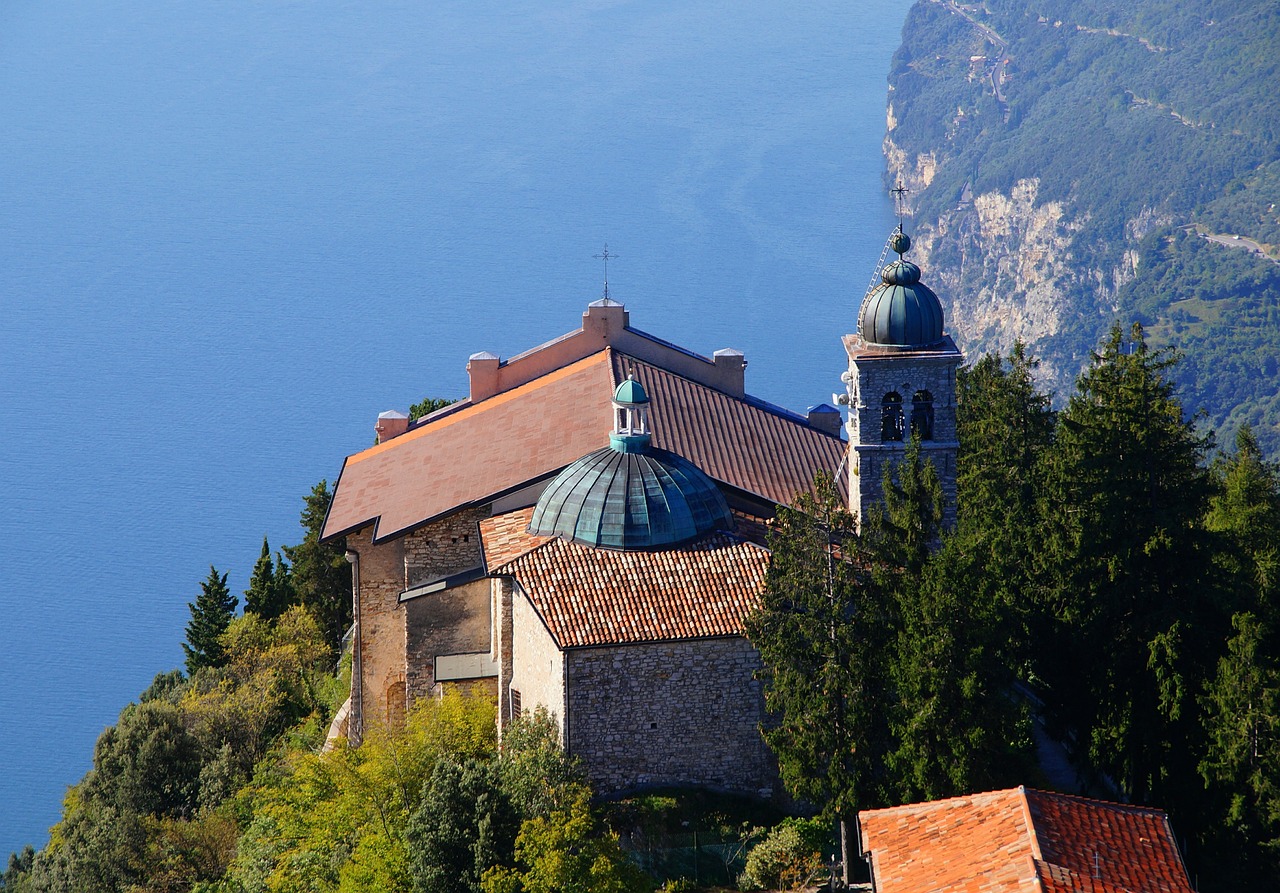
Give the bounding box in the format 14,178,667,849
881,392,904,442
510,689,522,720
911,390,934,440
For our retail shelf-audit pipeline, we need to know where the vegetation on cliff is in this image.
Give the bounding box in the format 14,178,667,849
886,0,1280,454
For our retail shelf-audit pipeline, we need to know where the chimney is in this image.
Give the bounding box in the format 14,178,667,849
582,299,628,342
375,410,409,443
807,403,843,437
467,351,501,402
713,348,746,398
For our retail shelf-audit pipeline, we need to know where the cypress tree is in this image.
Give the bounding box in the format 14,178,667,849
183,566,236,675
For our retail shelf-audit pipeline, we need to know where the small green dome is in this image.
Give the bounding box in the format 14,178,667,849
857,235,945,348
614,378,649,405
528,446,732,550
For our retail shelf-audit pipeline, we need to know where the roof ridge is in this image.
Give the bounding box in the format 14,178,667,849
1023,787,1171,818
1018,785,1047,883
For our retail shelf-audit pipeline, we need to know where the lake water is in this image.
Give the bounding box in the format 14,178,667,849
0,0,911,855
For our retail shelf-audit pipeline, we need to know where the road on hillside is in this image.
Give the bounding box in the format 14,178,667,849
932,0,1009,103
1202,231,1279,264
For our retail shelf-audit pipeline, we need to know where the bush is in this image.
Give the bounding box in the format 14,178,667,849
738,818,828,892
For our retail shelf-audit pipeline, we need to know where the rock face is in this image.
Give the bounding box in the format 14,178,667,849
886,133,1148,391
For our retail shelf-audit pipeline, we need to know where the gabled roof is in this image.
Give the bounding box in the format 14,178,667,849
485,523,769,648
858,787,1193,893
323,307,844,544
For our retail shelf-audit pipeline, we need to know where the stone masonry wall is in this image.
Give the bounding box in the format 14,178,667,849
566,637,773,797
405,577,493,705
348,525,406,737
847,352,961,530
403,507,486,586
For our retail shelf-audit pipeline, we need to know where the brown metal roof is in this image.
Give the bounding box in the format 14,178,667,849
490,532,769,648
324,346,845,545
615,354,846,508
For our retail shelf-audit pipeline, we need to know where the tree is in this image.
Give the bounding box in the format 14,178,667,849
285,480,353,653
744,472,892,884
183,567,236,675
409,396,457,422
243,536,294,620
1040,323,1215,806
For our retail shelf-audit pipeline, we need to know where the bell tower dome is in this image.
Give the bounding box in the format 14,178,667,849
839,225,963,528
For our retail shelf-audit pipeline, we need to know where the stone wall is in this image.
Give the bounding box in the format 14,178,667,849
404,577,493,705
565,637,774,798
403,507,486,586
347,525,406,738
846,350,961,530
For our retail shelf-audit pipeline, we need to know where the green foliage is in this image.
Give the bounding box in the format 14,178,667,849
1040,324,1215,805
409,396,457,422
480,792,652,893
744,472,893,841
244,537,296,621
737,818,827,893
184,567,237,675
284,480,352,654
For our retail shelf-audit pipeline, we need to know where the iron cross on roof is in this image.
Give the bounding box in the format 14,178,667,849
594,244,619,304
891,182,910,228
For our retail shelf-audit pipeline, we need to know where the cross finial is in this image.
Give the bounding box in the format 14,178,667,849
891,181,910,227
593,244,619,303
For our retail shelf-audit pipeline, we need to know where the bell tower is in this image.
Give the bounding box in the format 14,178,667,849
838,226,963,529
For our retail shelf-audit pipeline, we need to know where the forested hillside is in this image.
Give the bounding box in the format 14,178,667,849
886,0,1280,455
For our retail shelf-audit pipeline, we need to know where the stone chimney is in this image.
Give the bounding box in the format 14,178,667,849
713,348,746,398
582,299,629,342
375,410,409,443
467,351,501,403
806,403,843,437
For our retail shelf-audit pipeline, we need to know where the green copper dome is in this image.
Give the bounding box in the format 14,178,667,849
529,378,732,550
857,229,946,348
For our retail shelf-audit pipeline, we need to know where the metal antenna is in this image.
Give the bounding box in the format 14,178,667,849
594,244,619,303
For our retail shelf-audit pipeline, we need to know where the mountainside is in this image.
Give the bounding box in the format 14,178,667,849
885,0,1280,454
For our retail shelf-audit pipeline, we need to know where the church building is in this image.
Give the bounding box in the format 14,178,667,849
321,229,959,797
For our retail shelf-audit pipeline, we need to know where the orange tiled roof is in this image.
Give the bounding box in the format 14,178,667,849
858,787,1194,893
487,531,769,648
479,507,547,569
324,342,844,544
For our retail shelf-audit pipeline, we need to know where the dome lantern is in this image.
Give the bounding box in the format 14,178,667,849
528,378,732,550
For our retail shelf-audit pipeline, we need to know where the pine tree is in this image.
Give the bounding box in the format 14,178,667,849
744,472,893,883
183,567,236,675
1041,323,1214,806
285,480,352,653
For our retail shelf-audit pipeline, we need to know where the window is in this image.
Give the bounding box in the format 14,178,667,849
911,390,934,440
881,392,904,442
510,689,522,720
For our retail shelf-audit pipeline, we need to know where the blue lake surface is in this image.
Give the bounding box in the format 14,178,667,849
0,0,911,855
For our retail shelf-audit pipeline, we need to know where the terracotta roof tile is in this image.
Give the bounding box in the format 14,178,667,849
479,507,547,569
324,343,845,544
858,787,1193,893
488,532,769,648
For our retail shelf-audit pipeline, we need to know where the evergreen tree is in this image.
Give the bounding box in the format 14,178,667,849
284,480,352,653
183,567,236,675
871,436,1034,801
744,472,892,883
243,537,293,620
409,396,457,422
1041,323,1214,806
1198,426,1280,884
